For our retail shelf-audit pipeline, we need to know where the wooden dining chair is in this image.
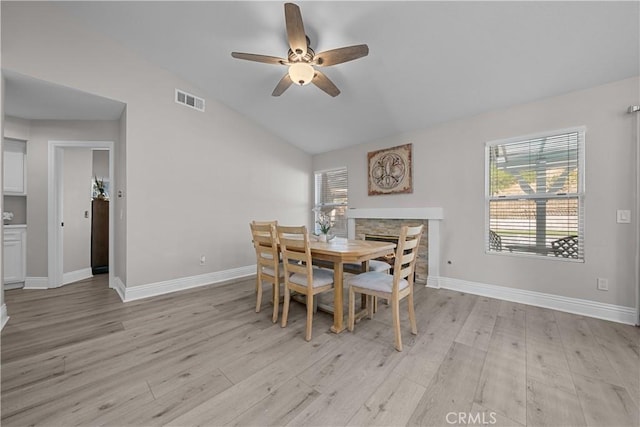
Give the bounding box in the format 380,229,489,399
277,225,334,341
250,221,283,323
344,258,392,312
347,224,424,352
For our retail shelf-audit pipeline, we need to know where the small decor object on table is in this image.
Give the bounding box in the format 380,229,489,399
368,143,413,195
3,211,14,224
315,211,333,242
93,176,107,200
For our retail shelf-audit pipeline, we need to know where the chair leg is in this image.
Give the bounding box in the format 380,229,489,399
373,296,378,313
271,282,279,323
392,297,402,352
367,295,374,319
305,293,313,341
348,286,355,331
408,289,417,335
255,276,263,313
281,285,290,328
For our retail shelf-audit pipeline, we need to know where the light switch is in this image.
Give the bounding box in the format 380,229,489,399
616,209,631,224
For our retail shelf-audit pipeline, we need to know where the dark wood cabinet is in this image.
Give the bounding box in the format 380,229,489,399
91,199,109,274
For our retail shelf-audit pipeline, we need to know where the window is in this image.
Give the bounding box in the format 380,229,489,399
485,128,584,260
314,167,348,237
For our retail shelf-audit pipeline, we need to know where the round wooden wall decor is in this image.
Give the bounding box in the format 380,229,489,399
367,143,413,195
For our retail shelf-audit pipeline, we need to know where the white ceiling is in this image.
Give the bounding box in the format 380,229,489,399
6,1,639,154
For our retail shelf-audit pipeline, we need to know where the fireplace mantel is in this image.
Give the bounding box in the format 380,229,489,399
347,207,444,285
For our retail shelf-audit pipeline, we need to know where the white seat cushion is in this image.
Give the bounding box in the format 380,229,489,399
261,263,284,278
344,260,391,273
290,268,334,288
368,260,392,272
348,271,408,293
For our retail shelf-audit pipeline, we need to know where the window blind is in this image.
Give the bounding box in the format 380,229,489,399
314,168,348,237
486,128,584,260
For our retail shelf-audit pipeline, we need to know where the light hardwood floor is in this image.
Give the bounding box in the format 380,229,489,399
1,275,638,426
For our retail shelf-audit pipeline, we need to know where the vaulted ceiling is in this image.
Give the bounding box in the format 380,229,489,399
5,1,639,154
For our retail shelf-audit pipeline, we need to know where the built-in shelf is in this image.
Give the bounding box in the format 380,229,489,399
4,224,27,229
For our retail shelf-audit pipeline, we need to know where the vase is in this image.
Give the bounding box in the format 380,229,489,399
318,234,327,243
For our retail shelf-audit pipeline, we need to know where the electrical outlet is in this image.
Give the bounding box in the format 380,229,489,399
597,278,608,291
200,255,206,265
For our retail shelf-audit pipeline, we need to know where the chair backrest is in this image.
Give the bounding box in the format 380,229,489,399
489,230,502,251
551,235,579,259
250,221,279,276
276,225,313,287
391,225,424,290
252,220,278,227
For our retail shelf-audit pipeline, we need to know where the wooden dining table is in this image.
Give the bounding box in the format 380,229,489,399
309,237,396,333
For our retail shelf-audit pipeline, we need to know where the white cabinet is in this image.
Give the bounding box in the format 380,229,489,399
4,226,26,284
3,139,27,195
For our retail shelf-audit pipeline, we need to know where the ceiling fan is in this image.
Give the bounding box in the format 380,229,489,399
231,2,369,97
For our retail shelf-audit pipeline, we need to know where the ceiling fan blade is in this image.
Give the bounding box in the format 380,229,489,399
231,52,288,65
284,3,307,58
314,44,369,67
312,70,340,97
272,74,293,96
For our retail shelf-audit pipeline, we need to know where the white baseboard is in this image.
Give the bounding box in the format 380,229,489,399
427,275,637,325
62,268,93,286
111,276,126,301
117,265,256,302
1,304,9,330
24,277,49,289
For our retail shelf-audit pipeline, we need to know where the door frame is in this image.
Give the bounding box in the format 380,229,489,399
48,140,115,288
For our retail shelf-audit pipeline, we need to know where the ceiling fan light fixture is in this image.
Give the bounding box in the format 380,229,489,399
288,62,315,86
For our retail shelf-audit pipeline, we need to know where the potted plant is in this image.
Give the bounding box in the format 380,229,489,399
316,211,333,242
94,176,107,200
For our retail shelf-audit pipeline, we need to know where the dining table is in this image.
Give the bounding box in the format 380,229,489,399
308,237,396,333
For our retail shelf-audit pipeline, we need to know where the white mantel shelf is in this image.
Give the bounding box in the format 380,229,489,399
347,207,444,285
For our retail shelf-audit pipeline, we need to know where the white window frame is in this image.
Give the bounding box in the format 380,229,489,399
485,127,585,261
314,167,348,238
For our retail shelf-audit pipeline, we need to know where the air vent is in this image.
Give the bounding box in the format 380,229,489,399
175,89,205,112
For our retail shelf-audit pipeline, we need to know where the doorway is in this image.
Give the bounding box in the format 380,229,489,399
48,141,115,288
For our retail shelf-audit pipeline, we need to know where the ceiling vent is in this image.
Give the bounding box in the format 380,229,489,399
175,89,205,112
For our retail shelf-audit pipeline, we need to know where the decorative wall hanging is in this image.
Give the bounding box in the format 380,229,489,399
368,143,413,195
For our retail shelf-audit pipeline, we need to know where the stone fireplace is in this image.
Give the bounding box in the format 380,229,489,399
356,219,428,283
347,208,444,286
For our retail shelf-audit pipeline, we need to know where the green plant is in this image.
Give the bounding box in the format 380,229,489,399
316,212,333,234
94,176,105,197
490,165,516,193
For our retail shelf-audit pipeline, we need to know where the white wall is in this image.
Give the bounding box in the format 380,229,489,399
314,77,639,308
1,75,5,326
62,148,92,275
2,2,311,288
4,116,30,140
115,109,127,284
92,149,109,180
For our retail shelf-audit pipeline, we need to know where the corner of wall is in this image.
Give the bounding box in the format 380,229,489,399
1,304,9,330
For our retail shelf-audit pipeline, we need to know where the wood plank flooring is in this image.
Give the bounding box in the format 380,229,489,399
1,275,639,426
